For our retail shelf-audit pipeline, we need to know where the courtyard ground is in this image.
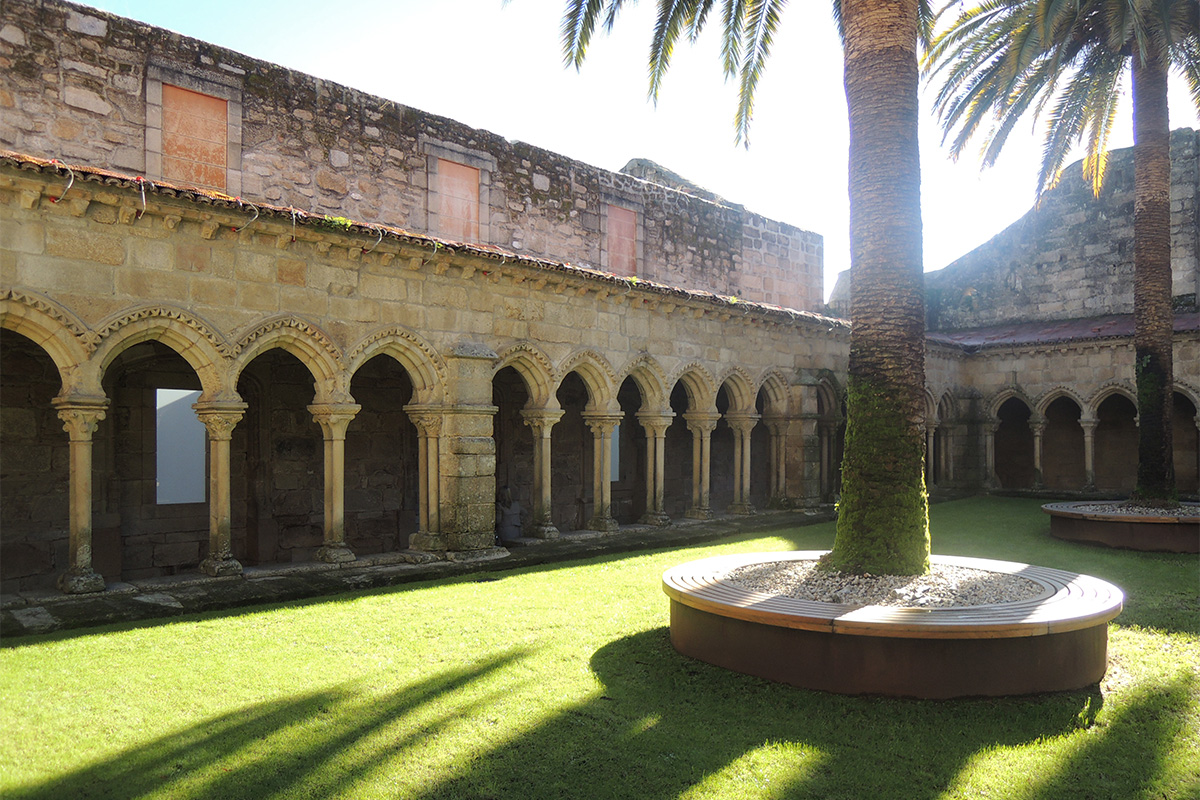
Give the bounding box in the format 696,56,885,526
1,496,1196,799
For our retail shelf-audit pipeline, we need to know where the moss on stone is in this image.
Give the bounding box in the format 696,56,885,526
824,375,930,576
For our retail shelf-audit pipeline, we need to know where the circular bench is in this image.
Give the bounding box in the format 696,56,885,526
1044,502,1200,553
662,551,1123,698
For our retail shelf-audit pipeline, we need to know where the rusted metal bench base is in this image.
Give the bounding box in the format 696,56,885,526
1044,502,1200,554
663,552,1123,699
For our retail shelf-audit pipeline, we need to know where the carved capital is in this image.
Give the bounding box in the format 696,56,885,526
409,412,444,438
307,403,361,439
636,410,674,437
725,412,760,436
521,408,565,437
52,396,109,441
683,411,721,435
194,401,248,441
582,411,623,437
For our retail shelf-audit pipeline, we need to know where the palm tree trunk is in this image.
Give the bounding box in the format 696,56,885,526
1131,37,1176,505
826,0,930,575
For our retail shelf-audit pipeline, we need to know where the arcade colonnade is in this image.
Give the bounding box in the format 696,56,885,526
1,290,835,594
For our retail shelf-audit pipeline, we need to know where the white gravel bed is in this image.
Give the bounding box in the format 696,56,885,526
1064,502,1199,517
725,561,1045,609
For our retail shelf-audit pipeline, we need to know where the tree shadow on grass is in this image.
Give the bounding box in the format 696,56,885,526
413,629,1195,800
7,648,530,800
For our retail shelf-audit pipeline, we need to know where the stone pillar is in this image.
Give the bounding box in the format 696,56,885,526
52,396,109,594
684,412,720,519
194,400,248,576
407,408,445,550
925,426,936,487
765,418,788,506
941,424,956,484
1030,416,1046,490
818,420,835,500
726,413,759,515
636,411,673,526
1080,417,1098,492
984,422,1000,489
306,403,361,563
521,408,564,538
582,411,622,532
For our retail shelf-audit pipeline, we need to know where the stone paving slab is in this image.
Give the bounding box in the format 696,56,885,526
0,509,834,639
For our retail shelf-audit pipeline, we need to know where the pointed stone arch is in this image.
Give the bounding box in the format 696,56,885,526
557,349,618,411
1036,386,1088,418
715,366,756,413
987,387,1036,420
495,342,556,409
668,362,718,412
348,326,447,406
1174,380,1200,409
1086,381,1137,418
0,290,91,396
232,315,344,402
618,354,668,411
755,370,791,417
91,305,230,400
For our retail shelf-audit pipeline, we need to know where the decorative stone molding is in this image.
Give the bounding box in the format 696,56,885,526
92,304,232,358
234,315,343,366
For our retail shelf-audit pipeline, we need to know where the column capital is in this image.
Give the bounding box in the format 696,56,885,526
582,410,623,435
308,402,361,438
52,395,109,440
1079,417,1099,434
521,407,565,435
683,411,720,434
636,410,674,436
1030,420,1046,436
194,400,248,441
725,412,760,435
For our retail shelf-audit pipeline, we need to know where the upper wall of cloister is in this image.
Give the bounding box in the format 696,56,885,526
0,0,824,313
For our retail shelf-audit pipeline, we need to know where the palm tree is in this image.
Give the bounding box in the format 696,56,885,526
925,0,1200,505
560,0,931,574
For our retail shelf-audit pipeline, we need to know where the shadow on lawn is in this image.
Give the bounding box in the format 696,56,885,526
411,629,1194,800
8,649,529,800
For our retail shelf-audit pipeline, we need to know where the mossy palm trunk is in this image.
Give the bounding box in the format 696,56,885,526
1131,39,1176,504
826,0,930,575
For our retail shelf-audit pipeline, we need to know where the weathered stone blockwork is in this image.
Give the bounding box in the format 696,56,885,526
0,0,823,313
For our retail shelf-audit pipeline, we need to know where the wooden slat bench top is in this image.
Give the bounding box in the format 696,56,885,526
662,552,1124,640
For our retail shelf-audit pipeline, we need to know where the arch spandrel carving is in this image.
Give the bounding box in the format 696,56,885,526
90,304,231,400
348,326,448,406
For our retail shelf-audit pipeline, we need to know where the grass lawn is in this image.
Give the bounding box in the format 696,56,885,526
1,496,1197,799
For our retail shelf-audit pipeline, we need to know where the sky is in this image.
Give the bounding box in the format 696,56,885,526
82,0,1198,301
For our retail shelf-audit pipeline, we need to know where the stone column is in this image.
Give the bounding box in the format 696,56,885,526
521,409,564,538
1030,416,1046,489
194,400,248,576
926,426,936,487
308,402,361,563
684,412,720,519
635,411,673,526
818,420,835,500
765,418,788,506
407,409,445,548
582,411,622,532
726,413,759,515
941,424,956,484
984,421,1000,489
52,396,109,594
1080,417,1098,492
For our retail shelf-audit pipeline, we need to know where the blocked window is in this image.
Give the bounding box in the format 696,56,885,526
161,85,228,191
606,205,638,276
438,158,480,242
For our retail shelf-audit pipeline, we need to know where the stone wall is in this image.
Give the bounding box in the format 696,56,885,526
0,0,823,312
921,129,1199,330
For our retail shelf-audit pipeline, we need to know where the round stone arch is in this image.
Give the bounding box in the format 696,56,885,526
494,342,556,409
0,291,91,396
557,349,618,412
231,316,345,403
715,366,756,414
347,327,447,406
91,305,230,400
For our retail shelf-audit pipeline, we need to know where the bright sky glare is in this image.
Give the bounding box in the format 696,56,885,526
81,0,1198,301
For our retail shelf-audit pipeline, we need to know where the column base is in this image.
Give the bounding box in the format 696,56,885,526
639,511,672,527
586,516,619,533
685,507,713,520
409,532,446,552
200,555,244,577
58,568,105,595
315,544,356,563
530,522,560,539
728,503,756,516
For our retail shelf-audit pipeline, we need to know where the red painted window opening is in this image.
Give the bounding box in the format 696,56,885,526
161,84,227,191
438,159,480,242
608,205,637,276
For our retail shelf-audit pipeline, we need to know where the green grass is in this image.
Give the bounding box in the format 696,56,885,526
2,497,1197,799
